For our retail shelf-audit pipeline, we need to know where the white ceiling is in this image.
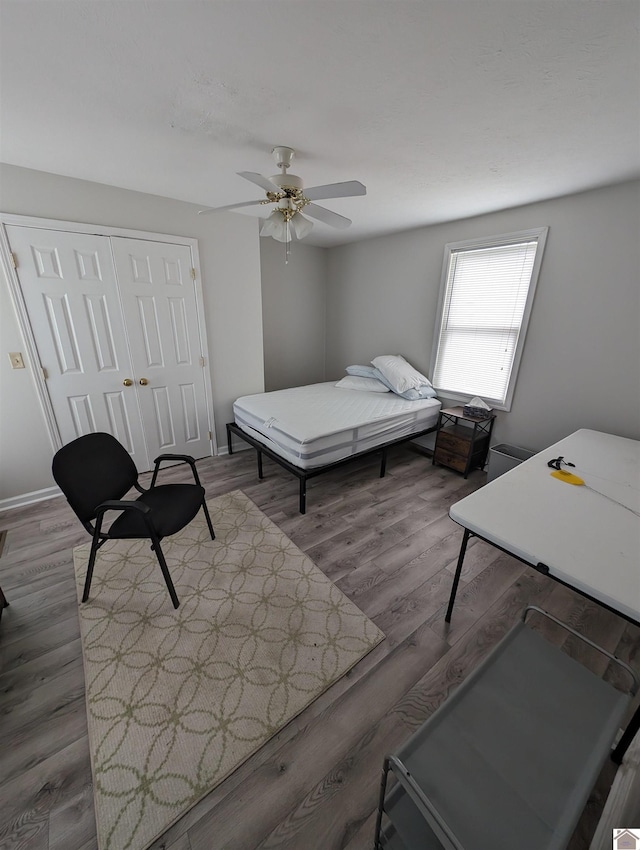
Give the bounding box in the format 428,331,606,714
1,0,639,247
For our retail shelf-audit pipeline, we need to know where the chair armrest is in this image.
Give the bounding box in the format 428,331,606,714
91,499,154,539
154,453,196,464
150,454,202,487
96,499,150,516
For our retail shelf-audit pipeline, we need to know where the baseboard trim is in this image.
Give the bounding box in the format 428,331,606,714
0,486,62,514
218,443,252,456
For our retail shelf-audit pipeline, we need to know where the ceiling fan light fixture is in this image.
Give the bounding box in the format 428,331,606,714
260,204,313,243
291,213,313,240
259,210,287,240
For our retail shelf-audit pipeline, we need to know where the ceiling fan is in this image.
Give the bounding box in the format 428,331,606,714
198,146,366,255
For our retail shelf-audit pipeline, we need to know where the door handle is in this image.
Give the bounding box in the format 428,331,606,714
139,378,149,386
123,378,133,387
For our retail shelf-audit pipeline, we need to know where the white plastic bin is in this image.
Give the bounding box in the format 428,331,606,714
487,444,535,482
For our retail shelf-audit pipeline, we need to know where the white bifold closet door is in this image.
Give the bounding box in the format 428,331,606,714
110,236,211,465
6,225,211,471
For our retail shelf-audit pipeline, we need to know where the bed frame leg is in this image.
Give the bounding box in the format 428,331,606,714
445,528,472,622
380,448,388,478
299,478,306,514
227,425,233,455
257,450,264,479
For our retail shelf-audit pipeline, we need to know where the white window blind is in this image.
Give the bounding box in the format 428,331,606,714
431,229,547,409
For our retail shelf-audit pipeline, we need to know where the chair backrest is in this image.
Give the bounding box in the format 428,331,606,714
52,432,139,523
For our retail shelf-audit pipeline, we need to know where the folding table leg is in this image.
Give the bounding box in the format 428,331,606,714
445,528,472,622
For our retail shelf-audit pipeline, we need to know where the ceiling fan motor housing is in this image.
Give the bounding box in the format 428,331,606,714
270,173,304,193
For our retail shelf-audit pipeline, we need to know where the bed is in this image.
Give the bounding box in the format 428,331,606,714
226,381,441,513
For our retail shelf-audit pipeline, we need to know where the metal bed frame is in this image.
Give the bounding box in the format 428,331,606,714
226,421,437,513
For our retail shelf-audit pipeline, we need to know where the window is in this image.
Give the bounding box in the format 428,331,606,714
430,227,548,410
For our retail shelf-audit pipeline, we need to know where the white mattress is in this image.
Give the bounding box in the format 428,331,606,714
233,381,441,469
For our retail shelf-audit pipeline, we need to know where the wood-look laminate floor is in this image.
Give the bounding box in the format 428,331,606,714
1,446,638,850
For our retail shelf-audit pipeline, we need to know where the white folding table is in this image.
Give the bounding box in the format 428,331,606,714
445,428,640,761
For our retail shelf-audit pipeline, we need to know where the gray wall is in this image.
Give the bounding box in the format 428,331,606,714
0,164,264,506
325,180,640,451
3,168,639,504
260,238,327,391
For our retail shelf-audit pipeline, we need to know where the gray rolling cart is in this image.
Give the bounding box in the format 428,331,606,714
374,607,638,850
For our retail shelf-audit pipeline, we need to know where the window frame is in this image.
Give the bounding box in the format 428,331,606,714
429,226,548,411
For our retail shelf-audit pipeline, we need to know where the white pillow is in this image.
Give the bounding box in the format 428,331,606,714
370,355,432,393
335,376,390,393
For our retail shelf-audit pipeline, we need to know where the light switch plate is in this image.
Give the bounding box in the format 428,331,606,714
9,352,25,369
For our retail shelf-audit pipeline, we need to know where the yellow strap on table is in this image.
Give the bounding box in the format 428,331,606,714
550,470,585,486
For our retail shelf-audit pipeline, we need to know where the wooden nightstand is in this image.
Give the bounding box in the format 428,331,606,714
432,406,496,478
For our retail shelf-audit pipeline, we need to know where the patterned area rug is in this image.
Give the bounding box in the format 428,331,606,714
73,490,384,850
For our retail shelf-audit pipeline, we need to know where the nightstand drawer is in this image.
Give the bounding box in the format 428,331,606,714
437,429,473,455
433,447,467,473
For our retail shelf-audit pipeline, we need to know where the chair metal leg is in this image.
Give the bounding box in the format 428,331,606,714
201,500,215,541
82,530,102,603
0,585,9,620
150,537,180,609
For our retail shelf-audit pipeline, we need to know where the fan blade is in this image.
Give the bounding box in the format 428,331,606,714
237,171,283,194
304,180,366,201
304,203,352,229
198,200,264,215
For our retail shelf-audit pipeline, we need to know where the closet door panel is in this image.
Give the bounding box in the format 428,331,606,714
111,237,211,459
5,225,150,469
